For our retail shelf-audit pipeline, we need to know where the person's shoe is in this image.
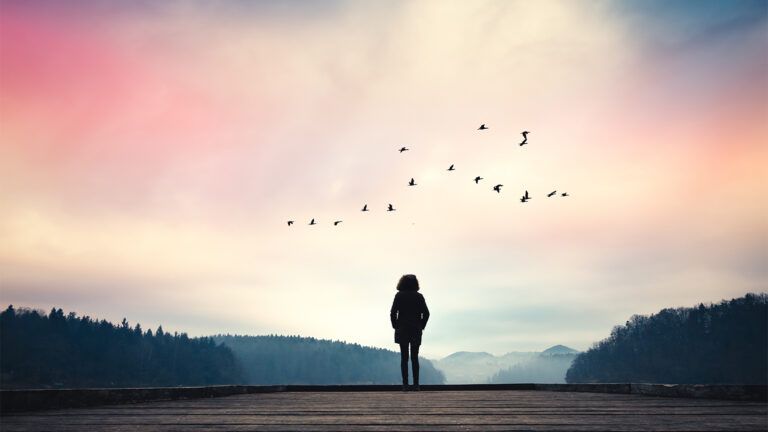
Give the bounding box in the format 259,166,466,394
413,385,420,392
401,384,408,392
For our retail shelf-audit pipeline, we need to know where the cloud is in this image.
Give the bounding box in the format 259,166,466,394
1,1,765,358
615,0,767,50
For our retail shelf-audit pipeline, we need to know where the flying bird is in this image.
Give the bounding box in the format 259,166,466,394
478,124,488,130
287,220,294,226
387,204,396,211
361,204,369,211
561,192,569,197
408,178,417,186
334,220,343,226
399,147,409,153
521,190,530,202
547,191,557,197
520,130,529,146
493,184,503,193
309,218,317,225
474,176,483,184
447,164,455,171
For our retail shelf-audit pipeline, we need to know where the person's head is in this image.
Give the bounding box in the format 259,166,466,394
396,274,420,292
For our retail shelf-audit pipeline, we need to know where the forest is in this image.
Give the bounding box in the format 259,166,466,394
214,335,445,385
0,305,240,389
0,306,445,388
566,293,768,384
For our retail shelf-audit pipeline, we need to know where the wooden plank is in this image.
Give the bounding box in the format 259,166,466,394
2,390,765,432
4,384,765,413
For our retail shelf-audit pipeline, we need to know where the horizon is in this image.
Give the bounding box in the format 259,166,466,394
1,1,767,360
2,291,761,359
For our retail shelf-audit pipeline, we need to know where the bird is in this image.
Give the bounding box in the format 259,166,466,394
474,176,483,184
408,178,417,186
333,220,342,226
547,191,557,197
561,192,569,197
447,164,455,171
520,130,529,146
478,124,488,130
521,190,530,202
387,204,396,211
287,220,294,226
399,147,409,153
361,204,369,211
493,184,503,193
309,218,317,225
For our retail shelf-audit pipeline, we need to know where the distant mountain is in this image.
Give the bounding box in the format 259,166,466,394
214,335,445,385
435,351,510,384
434,345,578,384
440,351,495,362
566,293,768,384
490,346,579,384
541,345,578,355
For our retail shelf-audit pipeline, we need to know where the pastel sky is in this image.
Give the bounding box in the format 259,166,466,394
1,0,766,358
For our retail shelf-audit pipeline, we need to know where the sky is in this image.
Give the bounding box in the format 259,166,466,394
1,0,766,359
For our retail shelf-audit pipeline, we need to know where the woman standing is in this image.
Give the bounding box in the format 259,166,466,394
390,274,430,391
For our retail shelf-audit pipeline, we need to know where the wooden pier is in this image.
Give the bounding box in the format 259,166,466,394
2,387,766,431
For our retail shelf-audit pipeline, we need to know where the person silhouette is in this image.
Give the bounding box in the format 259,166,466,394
390,274,430,391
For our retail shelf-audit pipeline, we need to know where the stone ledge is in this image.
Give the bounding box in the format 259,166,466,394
536,383,767,401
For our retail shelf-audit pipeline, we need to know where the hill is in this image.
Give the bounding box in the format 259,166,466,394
489,347,579,384
0,306,240,389
0,305,445,389
434,346,578,384
214,335,445,385
541,345,578,355
566,293,768,384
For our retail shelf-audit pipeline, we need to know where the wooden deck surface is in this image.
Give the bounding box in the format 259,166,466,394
2,390,766,431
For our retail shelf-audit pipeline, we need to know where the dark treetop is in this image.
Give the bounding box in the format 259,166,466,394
566,293,768,385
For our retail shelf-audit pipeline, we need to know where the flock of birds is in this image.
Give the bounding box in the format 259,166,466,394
286,125,568,227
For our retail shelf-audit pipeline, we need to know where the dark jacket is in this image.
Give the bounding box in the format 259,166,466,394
390,291,430,331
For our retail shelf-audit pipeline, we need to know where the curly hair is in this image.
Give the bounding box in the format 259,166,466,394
396,274,420,291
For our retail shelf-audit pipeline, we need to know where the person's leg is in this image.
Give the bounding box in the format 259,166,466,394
411,343,420,387
399,343,409,386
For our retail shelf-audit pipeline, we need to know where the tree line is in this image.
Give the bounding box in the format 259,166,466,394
0,305,445,388
566,293,767,384
0,305,240,388
213,334,445,385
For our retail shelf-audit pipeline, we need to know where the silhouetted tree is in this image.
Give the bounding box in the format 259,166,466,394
566,293,768,384
0,306,241,389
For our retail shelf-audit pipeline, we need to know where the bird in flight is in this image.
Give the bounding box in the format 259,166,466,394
520,131,529,146
478,124,488,130
561,192,569,197
474,176,483,184
334,220,343,226
447,164,455,171
521,190,530,202
493,184,503,193
399,147,409,153
387,204,396,211
287,220,294,226
408,178,417,186
547,191,557,197
309,218,317,225
361,204,369,211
